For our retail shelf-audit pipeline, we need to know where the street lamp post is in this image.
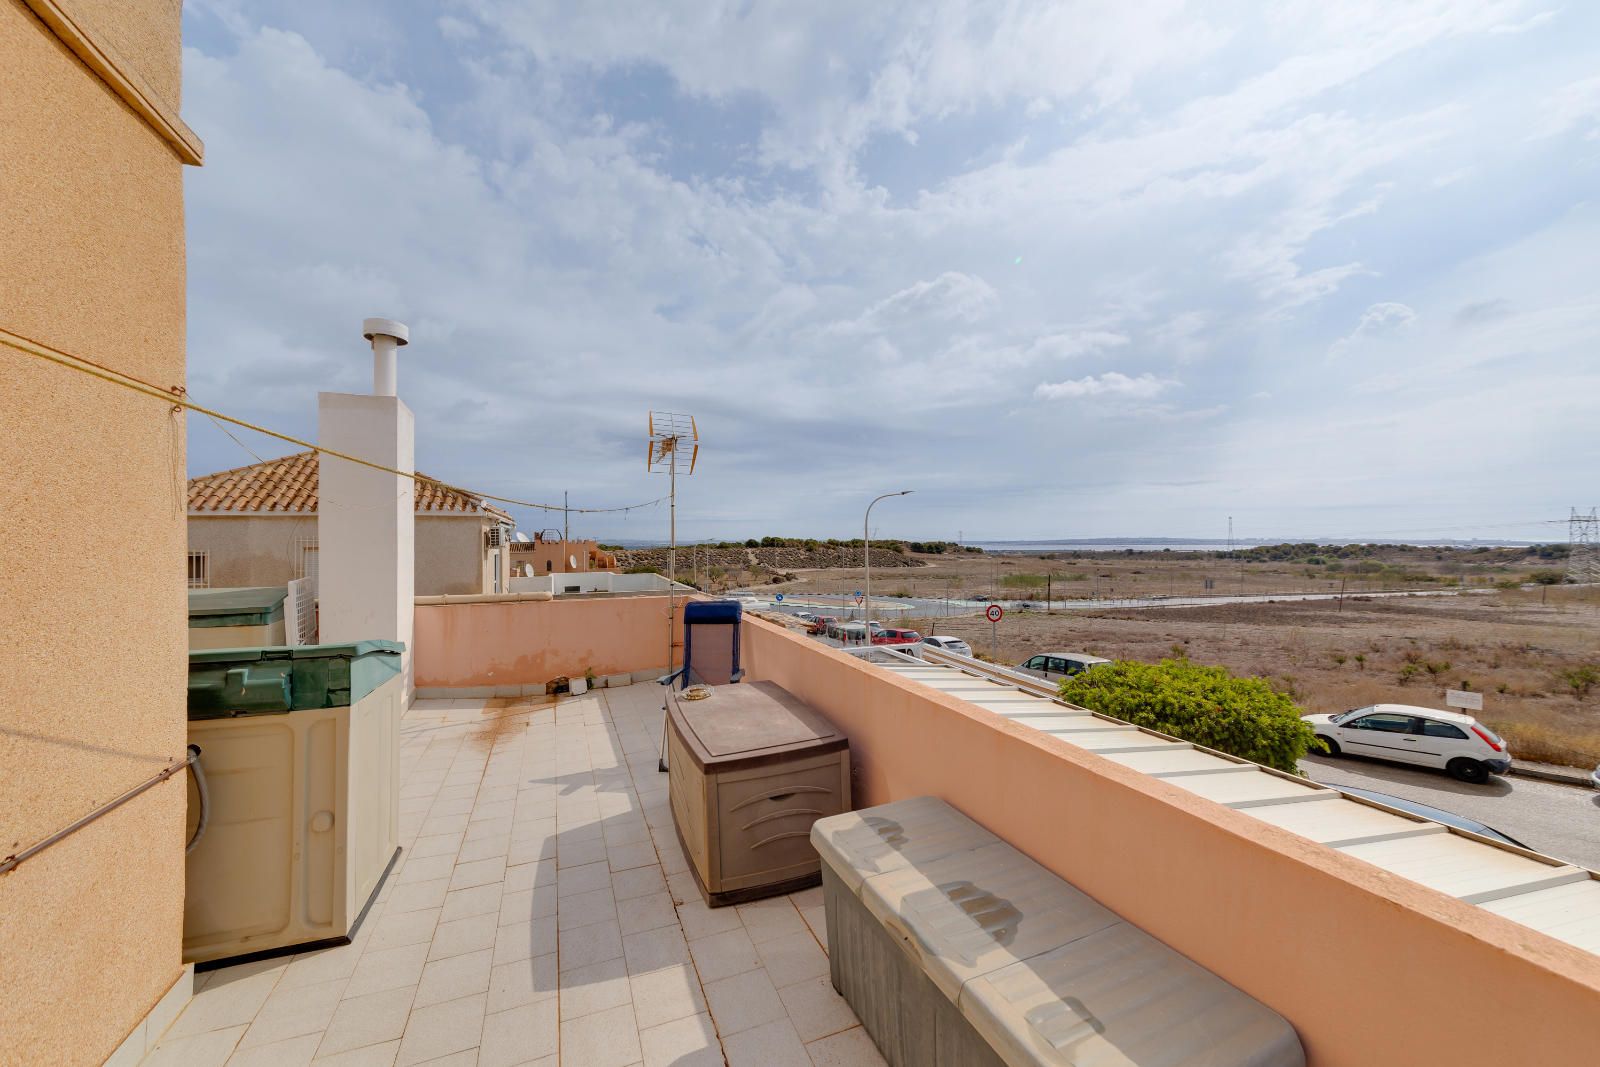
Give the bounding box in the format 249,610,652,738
864,490,912,646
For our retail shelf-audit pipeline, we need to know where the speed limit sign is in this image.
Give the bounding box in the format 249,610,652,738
985,604,1004,622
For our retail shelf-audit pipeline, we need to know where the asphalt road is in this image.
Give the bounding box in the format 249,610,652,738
1301,753,1600,870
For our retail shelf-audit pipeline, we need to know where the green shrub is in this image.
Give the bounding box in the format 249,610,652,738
1056,659,1317,773
1561,665,1600,699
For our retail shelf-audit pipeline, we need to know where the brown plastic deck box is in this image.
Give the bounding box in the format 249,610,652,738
666,681,849,906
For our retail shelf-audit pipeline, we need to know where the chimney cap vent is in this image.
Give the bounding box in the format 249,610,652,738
362,318,409,346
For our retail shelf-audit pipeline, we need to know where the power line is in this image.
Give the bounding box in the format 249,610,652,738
203,412,267,465
2,325,669,516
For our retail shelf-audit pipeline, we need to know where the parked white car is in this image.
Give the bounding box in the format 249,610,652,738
1591,763,1600,790
921,635,973,658
1302,704,1511,784
1016,652,1110,682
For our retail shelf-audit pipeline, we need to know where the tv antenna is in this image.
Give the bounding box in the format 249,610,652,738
649,411,698,772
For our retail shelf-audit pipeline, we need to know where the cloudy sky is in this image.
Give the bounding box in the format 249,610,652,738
181,1,1600,544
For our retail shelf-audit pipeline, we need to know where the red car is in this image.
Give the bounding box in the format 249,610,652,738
872,628,923,645
808,615,839,636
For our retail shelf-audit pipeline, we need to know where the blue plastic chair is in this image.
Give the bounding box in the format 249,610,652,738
658,600,744,770
659,599,744,689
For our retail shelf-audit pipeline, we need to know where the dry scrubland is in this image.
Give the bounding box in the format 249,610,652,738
754,545,1600,768
775,543,1564,602
919,587,1600,768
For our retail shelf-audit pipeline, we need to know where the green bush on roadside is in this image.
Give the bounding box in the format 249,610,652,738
1057,658,1318,773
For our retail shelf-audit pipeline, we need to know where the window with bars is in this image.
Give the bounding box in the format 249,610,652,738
186,551,209,588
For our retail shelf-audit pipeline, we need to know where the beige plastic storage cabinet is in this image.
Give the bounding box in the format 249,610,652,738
667,681,849,906
183,641,403,965
812,797,1305,1067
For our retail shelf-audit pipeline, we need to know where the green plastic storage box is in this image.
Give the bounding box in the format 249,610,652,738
187,641,404,719
187,587,289,628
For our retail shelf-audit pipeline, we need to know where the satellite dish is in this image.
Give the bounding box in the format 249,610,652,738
515,532,530,543
568,554,578,569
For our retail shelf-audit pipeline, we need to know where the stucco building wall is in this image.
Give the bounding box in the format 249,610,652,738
0,1,197,1062
188,513,497,596
414,595,682,688
417,515,492,596
509,538,615,575
187,514,316,588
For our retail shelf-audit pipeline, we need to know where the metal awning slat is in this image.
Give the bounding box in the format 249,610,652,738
1165,770,1336,809
1339,834,1590,903
1480,879,1600,953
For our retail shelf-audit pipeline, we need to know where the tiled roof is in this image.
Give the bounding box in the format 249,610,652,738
188,450,512,521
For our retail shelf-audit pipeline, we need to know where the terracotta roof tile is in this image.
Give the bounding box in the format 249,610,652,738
188,451,512,521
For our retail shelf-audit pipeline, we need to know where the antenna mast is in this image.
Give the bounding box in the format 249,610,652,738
648,411,699,772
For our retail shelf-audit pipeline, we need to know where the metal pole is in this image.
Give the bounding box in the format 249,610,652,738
863,490,912,648
864,505,871,646
564,490,569,545
668,445,677,664
658,445,678,774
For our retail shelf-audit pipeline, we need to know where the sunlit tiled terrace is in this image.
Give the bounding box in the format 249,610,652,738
147,684,883,1066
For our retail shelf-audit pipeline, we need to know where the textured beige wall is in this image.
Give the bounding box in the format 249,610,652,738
68,0,184,105
187,514,316,588
0,2,193,1063
417,515,490,596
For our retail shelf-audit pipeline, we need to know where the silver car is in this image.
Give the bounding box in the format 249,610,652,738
921,635,973,658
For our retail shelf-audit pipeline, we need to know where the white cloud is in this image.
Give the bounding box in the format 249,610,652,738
1026,331,1129,361
1033,372,1178,400
1327,301,1418,358
857,272,1000,328
1531,75,1600,141
437,16,478,42
1355,302,1419,333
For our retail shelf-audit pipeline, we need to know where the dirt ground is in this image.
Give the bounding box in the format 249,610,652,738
756,547,1600,767
765,543,1560,602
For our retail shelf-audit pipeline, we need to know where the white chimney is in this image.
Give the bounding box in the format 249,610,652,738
318,317,417,702
362,317,409,397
